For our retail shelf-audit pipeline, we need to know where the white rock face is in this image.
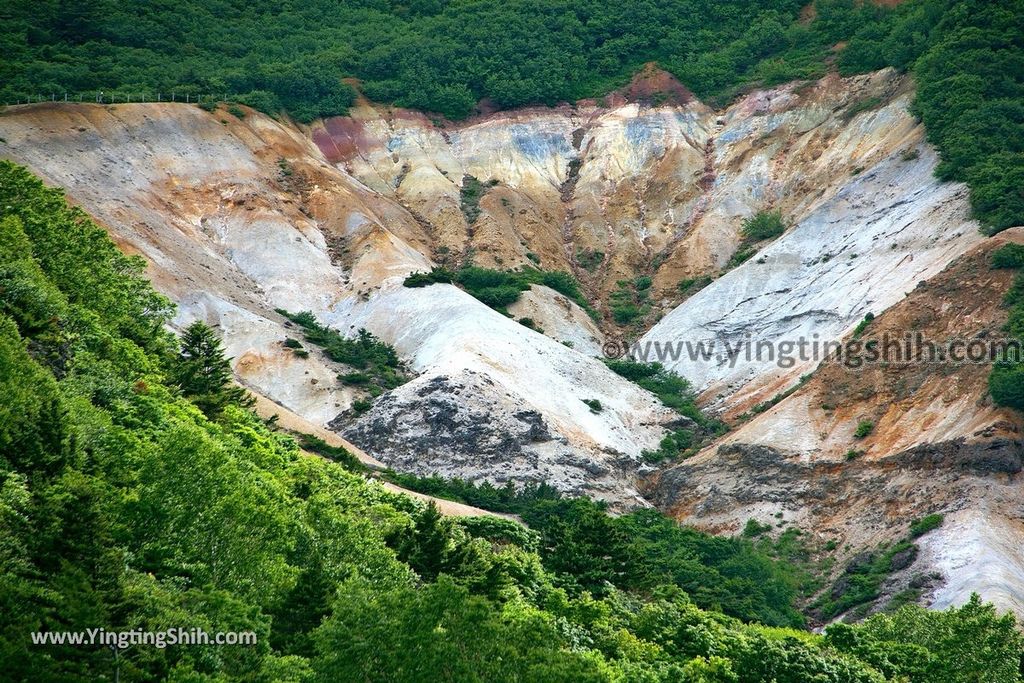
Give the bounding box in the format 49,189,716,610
506,285,605,355
919,508,1024,615
641,98,981,409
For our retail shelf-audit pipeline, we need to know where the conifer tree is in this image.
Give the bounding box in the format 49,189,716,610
171,321,252,417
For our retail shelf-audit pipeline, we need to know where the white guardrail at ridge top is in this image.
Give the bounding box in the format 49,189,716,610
3,92,235,107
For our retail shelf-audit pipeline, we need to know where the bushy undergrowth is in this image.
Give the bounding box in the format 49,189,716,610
988,243,1024,409
275,308,407,394
405,265,596,318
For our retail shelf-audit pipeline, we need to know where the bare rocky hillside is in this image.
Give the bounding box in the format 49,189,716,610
3,67,1021,616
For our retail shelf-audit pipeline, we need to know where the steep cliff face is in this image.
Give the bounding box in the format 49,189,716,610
3,68,1022,612
315,69,969,331
648,231,1024,617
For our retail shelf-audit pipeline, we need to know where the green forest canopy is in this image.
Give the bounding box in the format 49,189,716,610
2,158,1024,680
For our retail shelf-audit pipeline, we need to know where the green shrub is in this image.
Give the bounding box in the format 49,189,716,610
852,312,875,338
642,428,695,463
853,420,874,439
990,359,1024,409
990,244,1024,269
814,540,917,619
609,278,650,326
444,266,596,318
276,309,407,392
404,267,455,287
581,398,602,413
284,337,303,349
742,519,774,537
741,210,787,241
611,301,642,324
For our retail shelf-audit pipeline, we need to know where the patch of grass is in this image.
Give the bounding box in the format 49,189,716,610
678,275,713,294
909,514,943,538
609,278,651,326
841,95,883,121
277,157,293,178
581,398,603,414
742,519,774,537
747,374,812,416
845,449,864,461
576,248,604,272
460,175,497,225
726,244,757,269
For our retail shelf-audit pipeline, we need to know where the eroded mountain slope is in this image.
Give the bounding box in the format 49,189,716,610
649,231,1024,617
0,100,671,506
2,68,1019,607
